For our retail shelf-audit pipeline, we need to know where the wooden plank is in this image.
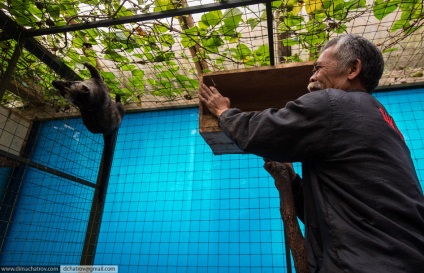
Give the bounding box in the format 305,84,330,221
199,61,314,155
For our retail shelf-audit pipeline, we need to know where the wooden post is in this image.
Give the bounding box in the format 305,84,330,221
178,0,209,75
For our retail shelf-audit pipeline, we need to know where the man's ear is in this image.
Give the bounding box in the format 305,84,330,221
348,59,362,80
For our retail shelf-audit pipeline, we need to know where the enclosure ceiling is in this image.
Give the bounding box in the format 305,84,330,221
0,0,423,120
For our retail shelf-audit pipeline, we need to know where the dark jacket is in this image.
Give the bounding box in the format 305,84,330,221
219,89,424,273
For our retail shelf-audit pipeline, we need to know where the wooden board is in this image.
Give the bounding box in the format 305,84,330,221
199,61,314,155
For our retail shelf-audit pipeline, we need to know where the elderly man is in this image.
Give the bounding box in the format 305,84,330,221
199,34,424,272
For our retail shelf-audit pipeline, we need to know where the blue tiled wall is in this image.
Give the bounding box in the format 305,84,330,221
1,88,423,272
375,88,424,182
95,109,287,273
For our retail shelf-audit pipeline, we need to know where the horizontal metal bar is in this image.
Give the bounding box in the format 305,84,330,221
0,149,96,189
375,82,424,92
28,0,271,36
21,39,83,80
0,10,82,81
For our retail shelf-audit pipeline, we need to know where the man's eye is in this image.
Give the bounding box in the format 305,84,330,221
312,66,322,73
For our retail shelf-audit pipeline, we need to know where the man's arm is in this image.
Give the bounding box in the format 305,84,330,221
200,83,333,163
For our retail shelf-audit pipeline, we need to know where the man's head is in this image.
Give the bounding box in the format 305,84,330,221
308,34,384,93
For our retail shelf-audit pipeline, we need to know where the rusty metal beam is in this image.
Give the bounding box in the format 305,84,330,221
0,10,81,81
25,0,272,37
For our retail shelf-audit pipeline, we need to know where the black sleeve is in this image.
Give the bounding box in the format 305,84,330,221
292,174,305,223
218,90,334,162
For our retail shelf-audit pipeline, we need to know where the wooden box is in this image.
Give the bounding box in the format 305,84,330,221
199,61,314,155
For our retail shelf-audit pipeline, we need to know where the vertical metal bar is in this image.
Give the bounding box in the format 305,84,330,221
266,0,275,66
0,121,40,254
0,43,22,100
0,164,25,253
80,131,118,265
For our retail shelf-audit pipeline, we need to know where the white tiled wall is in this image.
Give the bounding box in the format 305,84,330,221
0,106,31,156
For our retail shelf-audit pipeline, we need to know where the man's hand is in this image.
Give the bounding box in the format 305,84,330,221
198,83,231,118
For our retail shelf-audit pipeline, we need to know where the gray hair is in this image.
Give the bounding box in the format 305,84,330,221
322,34,384,93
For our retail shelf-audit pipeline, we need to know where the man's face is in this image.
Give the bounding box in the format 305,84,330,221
308,46,350,92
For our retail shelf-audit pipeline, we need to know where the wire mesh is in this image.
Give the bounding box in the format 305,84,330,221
0,1,423,272
0,170,94,265
0,52,103,265
0,0,422,111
